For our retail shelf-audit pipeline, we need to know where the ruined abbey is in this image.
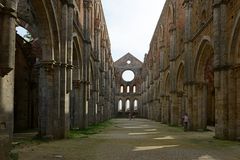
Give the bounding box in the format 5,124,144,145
1,0,240,159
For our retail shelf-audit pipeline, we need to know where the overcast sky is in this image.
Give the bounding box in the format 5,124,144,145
101,0,165,62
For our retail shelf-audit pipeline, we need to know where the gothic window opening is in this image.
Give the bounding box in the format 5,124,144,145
120,85,124,93
125,99,130,112
127,86,130,93
133,85,136,93
134,99,138,111
118,100,123,112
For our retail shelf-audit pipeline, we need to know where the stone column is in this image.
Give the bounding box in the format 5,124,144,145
83,0,93,126
60,2,69,139
79,81,89,128
0,1,17,76
88,87,98,125
0,1,17,159
177,92,184,125
38,61,61,138
183,0,195,130
70,80,81,129
162,96,169,124
98,70,104,122
169,23,179,125
196,82,207,130
213,0,229,139
170,93,179,126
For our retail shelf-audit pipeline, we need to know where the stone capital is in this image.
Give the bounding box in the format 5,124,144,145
213,0,229,8
0,66,13,77
169,24,176,32
39,60,56,72
0,5,17,18
83,0,93,8
72,80,81,88
182,0,193,8
177,91,185,97
67,64,74,69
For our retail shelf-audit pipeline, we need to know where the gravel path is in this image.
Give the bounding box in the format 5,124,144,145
17,118,240,160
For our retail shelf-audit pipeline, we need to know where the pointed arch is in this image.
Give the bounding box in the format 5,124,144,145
164,72,170,95
72,34,83,81
194,37,214,82
229,10,240,64
29,0,60,61
167,2,175,25
176,62,184,92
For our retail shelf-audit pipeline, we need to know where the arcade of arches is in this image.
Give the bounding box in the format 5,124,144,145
1,0,240,159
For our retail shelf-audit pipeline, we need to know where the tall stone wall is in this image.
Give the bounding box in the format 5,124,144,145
140,0,240,140
114,53,143,118
0,0,114,159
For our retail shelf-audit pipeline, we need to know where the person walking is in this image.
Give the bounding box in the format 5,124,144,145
183,113,189,131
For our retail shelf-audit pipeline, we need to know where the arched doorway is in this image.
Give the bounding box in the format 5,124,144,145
195,39,215,130
176,63,186,125
14,26,39,132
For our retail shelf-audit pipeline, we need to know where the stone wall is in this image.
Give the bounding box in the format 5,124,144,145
0,0,114,159
140,0,240,140
114,53,143,118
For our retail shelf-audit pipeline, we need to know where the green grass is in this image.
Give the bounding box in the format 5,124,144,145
10,151,19,160
67,120,113,139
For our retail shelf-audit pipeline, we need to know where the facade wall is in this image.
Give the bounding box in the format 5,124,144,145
140,0,240,140
114,53,143,118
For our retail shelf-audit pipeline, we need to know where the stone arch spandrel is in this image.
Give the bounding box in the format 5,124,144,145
229,10,240,65
228,10,240,139
72,35,83,81
29,0,60,61
16,0,55,61
72,38,81,81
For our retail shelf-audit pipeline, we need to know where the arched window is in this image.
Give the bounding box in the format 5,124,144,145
118,100,123,112
133,85,136,93
120,85,124,93
125,99,130,112
134,99,138,111
127,86,130,93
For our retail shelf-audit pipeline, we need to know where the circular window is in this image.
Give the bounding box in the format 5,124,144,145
127,60,131,64
122,70,135,82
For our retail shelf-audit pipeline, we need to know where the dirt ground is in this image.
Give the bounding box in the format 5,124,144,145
13,119,240,160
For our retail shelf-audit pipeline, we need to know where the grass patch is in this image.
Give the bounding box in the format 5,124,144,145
10,150,19,160
67,120,113,139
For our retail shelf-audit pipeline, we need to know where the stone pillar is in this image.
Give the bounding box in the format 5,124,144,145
213,0,228,139
80,81,89,128
83,0,92,126
0,1,17,77
38,61,61,138
0,1,17,159
196,82,208,130
183,0,194,130
169,23,178,125
70,80,81,129
170,93,179,126
162,96,168,124
177,92,184,125
88,87,98,125
60,2,69,139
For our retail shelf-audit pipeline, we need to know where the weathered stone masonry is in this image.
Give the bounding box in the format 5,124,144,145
140,0,240,141
0,0,114,159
